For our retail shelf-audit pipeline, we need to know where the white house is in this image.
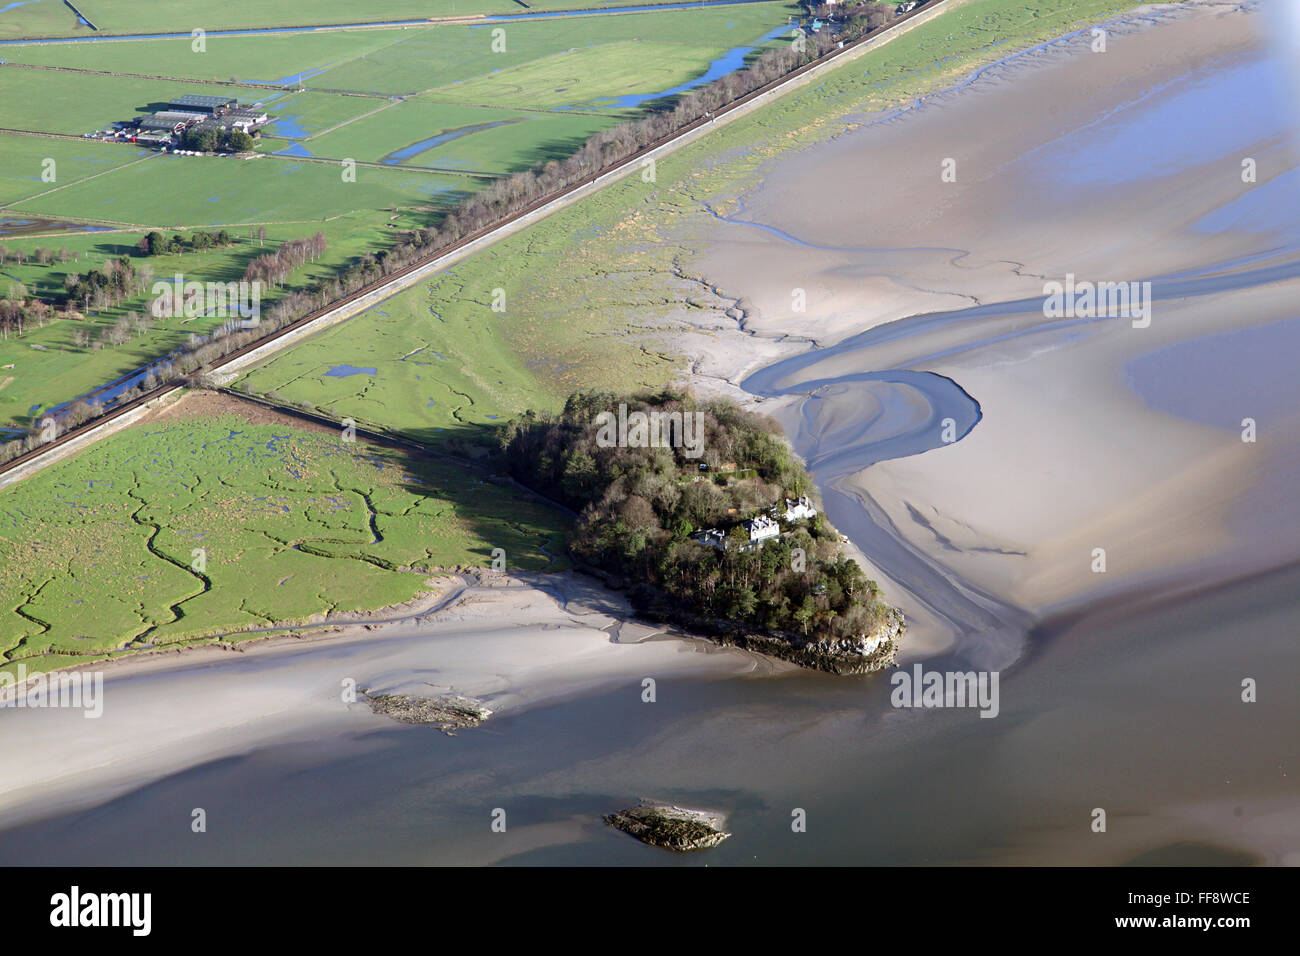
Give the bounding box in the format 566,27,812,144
744,515,780,545
783,496,818,522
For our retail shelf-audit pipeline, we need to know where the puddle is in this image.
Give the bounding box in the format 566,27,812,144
324,364,378,378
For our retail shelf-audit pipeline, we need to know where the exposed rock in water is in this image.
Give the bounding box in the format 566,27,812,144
604,804,732,852
363,692,491,733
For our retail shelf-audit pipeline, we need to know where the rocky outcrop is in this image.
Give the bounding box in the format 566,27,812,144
363,692,491,733
787,605,906,675
605,805,731,852
572,557,905,675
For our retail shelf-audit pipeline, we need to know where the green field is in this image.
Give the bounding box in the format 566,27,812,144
244,89,388,141
0,405,567,673
0,134,147,206
15,151,470,227
232,169,691,447
0,26,412,81
301,100,621,173
0,0,700,39
0,70,258,135
303,6,793,96
1,5,794,95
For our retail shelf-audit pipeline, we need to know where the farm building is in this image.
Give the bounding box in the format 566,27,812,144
134,130,172,147
138,111,206,133
168,94,238,114
222,108,269,131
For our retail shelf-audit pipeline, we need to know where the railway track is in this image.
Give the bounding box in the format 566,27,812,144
0,0,952,483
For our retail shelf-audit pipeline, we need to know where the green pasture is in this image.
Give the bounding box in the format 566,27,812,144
298,4,795,95
302,100,620,173
0,26,411,83
232,167,692,448
243,89,387,141
0,134,146,206
0,410,568,672
432,36,768,111
12,152,469,227
0,0,695,39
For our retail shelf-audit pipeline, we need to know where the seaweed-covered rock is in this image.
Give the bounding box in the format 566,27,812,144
364,692,491,733
604,804,731,852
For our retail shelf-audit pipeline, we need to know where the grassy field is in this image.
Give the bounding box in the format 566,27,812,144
300,100,621,172
15,151,471,226
0,70,259,136
0,26,413,81
0,134,148,206
0,400,567,675
0,0,704,39
233,170,693,447
303,6,794,96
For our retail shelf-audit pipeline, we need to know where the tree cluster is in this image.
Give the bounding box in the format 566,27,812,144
500,390,887,641
136,229,235,256
180,126,255,153
63,256,143,313
0,246,73,267
243,233,327,288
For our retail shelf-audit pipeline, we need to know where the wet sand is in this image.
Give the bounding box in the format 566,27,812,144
0,571,772,830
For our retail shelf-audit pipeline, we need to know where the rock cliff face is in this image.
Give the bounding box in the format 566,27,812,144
605,805,731,852
796,605,906,675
